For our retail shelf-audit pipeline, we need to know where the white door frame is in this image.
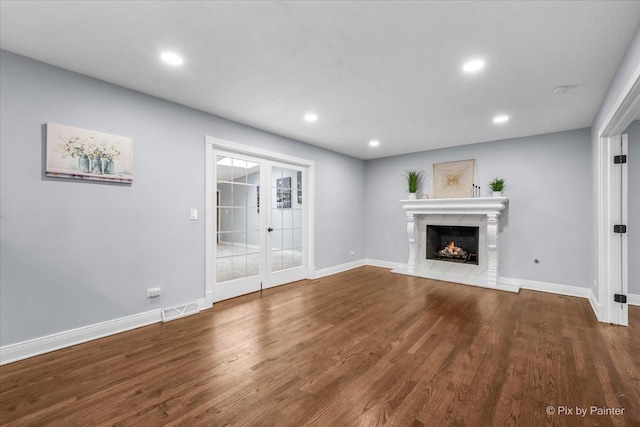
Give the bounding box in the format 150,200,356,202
597,64,640,325
204,136,316,307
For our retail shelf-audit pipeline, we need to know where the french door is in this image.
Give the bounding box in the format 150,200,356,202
209,149,308,302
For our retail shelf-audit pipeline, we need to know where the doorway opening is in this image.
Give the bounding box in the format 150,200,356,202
597,67,640,326
205,137,315,305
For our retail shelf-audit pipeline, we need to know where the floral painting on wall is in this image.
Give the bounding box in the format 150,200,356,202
45,122,133,183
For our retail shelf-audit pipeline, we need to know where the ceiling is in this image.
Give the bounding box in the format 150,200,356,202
1,1,639,160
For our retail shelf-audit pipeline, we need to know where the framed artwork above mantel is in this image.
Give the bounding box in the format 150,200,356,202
431,159,475,199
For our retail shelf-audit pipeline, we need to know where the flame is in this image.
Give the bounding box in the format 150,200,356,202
447,241,455,250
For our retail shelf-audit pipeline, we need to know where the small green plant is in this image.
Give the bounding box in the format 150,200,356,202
403,170,424,193
489,177,505,192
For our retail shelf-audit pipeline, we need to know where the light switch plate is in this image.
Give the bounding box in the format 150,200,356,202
190,208,198,220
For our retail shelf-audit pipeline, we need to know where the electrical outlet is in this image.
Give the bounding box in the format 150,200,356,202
147,287,161,298
350,250,356,256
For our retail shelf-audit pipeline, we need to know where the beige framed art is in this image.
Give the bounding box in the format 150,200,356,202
431,159,475,198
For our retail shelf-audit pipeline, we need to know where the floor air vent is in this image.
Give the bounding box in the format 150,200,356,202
161,302,200,322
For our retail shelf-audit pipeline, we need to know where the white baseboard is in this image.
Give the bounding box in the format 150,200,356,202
502,276,592,298
628,293,640,306
4,264,619,366
0,309,162,366
200,290,215,310
501,277,602,323
589,289,602,320
365,258,407,270
312,259,366,279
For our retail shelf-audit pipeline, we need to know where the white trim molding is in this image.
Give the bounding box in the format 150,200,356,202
502,277,591,298
205,136,315,168
598,63,640,137
3,262,615,365
596,64,640,326
205,136,316,301
400,197,509,217
588,289,602,321
313,259,366,279
365,258,407,270
0,309,162,366
501,277,602,320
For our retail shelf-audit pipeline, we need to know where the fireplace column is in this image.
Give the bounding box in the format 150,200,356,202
486,213,499,287
406,213,417,273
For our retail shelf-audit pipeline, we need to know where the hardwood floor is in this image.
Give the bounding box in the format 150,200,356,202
1,266,639,426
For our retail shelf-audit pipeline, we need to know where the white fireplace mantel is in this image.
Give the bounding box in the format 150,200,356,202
401,197,508,216
395,197,519,293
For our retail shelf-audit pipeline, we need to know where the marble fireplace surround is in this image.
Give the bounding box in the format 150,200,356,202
393,197,520,293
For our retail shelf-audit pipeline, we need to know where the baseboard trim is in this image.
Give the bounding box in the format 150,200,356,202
628,293,640,306
589,289,602,320
0,309,162,366
201,290,215,310
3,265,619,366
502,276,592,299
365,258,407,270
312,259,366,279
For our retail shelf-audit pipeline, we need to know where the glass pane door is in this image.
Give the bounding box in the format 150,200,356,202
269,166,303,279
216,155,261,283
207,144,310,304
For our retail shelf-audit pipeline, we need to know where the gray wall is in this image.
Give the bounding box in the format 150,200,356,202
626,120,639,295
0,50,365,346
365,128,593,288
590,26,640,296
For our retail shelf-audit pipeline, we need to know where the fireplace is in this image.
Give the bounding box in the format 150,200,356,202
426,225,479,265
398,197,515,292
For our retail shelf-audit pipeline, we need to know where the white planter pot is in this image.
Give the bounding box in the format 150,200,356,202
408,192,417,200
492,191,502,197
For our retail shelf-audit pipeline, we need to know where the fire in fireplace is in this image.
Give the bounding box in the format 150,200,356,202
439,241,468,259
426,225,479,265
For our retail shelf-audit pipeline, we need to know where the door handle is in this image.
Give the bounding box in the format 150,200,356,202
267,227,273,232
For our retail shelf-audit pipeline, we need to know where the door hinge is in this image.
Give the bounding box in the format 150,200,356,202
613,155,627,164
614,294,627,304
613,224,627,233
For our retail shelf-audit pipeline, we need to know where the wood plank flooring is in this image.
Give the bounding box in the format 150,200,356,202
1,266,639,426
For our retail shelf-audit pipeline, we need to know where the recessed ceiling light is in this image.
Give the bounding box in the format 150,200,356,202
160,51,184,66
553,85,570,95
304,113,318,122
369,140,380,147
493,115,509,124
463,59,485,73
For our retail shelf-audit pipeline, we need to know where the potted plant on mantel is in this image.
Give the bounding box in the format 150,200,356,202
403,170,424,200
489,177,505,197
